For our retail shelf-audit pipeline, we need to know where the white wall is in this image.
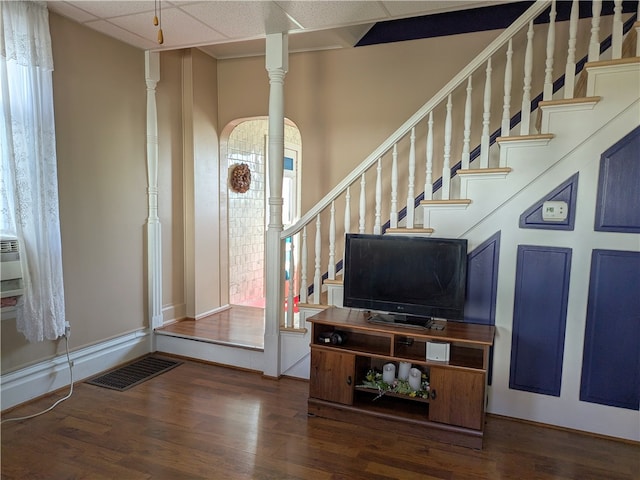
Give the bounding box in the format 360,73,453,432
465,66,640,441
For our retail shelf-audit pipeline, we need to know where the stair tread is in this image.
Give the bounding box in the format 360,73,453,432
538,96,602,108
385,227,434,233
420,199,472,205
458,167,512,175
585,56,640,69
496,133,555,143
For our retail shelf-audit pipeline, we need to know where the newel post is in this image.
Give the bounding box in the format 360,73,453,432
145,51,163,330
264,33,288,378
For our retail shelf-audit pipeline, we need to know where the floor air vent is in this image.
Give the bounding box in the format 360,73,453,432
86,355,182,391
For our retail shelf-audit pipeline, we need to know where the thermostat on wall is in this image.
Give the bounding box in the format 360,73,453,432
542,201,568,221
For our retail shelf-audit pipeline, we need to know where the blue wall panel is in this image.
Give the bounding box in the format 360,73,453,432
465,232,500,385
594,126,640,233
510,245,572,396
519,173,578,230
580,250,640,410
465,231,500,326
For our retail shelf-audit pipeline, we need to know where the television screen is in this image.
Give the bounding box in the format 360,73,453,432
343,234,468,325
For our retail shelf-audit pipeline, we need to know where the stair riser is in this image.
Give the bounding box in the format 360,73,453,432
421,64,639,236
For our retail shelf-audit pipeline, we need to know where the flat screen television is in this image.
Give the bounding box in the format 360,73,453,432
342,234,468,328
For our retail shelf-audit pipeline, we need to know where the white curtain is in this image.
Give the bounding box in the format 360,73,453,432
0,1,66,342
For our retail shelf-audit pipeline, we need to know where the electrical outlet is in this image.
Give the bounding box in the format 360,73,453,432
64,321,71,338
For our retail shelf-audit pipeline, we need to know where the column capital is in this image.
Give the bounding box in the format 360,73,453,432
145,51,160,82
265,33,288,73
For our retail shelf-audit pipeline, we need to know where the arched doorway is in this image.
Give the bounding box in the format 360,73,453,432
224,118,301,309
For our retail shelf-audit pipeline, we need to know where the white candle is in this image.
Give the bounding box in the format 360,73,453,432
409,368,422,391
382,363,396,384
398,361,411,380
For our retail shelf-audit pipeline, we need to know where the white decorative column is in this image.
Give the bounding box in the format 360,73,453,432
264,33,288,378
145,51,163,329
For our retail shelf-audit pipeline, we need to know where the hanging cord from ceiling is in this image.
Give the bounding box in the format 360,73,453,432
154,0,164,44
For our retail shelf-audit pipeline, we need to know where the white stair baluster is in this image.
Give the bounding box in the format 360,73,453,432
374,159,382,234
294,232,300,311
343,187,350,269
589,0,602,62
544,2,556,101
611,0,623,59
502,39,513,135
286,238,294,328
424,112,434,201
328,201,336,280
359,174,366,233
442,94,453,200
313,215,321,304
406,128,416,228
300,226,308,304
462,76,472,170
344,187,351,237
521,21,534,134
564,0,579,99
499,40,513,168
390,145,398,228
636,1,640,57
480,58,492,169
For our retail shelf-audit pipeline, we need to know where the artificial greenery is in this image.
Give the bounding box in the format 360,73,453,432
358,369,430,400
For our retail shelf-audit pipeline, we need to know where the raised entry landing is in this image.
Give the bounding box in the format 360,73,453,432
155,305,265,351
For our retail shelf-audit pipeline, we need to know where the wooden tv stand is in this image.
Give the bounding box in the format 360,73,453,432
306,307,495,449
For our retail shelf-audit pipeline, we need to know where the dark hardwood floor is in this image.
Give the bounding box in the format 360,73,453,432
157,305,265,349
2,359,638,479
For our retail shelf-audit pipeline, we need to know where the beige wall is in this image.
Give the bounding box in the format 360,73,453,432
217,31,502,213
157,49,186,321
0,10,581,374
191,49,223,316
1,13,226,373
1,13,148,372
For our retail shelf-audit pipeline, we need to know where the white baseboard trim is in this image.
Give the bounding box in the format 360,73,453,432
162,303,186,324
1,329,152,411
195,304,231,320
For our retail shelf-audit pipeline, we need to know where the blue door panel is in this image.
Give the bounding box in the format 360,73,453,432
509,245,572,396
580,250,640,410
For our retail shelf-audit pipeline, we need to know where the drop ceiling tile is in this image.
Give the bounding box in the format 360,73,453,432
46,1,99,23
49,0,517,58
383,1,464,17
289,25,371,51
63,1,157,19
199,37,266,60
199,23,368,60
277,1,389,29
83,19,159,50
108,7,227,48
383,0,512,17
180,2,296,39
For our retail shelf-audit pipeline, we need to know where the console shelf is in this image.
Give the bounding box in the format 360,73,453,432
354,386,431,404
307,307,495,449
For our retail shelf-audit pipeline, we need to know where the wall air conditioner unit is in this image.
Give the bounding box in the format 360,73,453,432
1,235,24,318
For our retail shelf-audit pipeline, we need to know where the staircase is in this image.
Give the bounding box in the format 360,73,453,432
272,0,640,441
282,1,638,322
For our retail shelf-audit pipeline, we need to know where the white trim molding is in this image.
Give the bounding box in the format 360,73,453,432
145,51,163,330
1,329,151,411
